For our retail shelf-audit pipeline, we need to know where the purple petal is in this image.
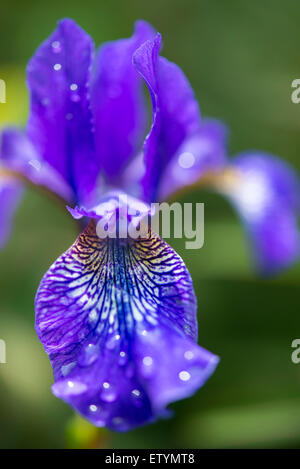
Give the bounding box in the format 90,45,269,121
35,221,218,431
1,128,73,202
224,152,300,273
133,34,201,202
0,176,23,248
26,18,98,203
158,119,227,200
67,190,151,227
91,20,155,183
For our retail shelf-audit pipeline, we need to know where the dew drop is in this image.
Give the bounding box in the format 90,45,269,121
89,404,98,412
70,83,78,91
143,356,153,366
111,417,124,427
79,343,98,366
52,41,61,53
178,151,195,169
41,97,50,107
53,379,87,397
179,370,191,381
70,93,80,103
132,389,140,397
184,350,194,360
61,362,76,377
118,350,128,366
53,63,62,71
100,382,117,403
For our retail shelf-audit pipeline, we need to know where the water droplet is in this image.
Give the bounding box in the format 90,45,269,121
79,343,98,366
100,382,117,403
143,356,153,366
89,404,98,412
111,417,124,427
132,389,140,397
178,152,195,169
53,63,62,71
184,350,194,360
70,83,78,91
179,370,191,381
52,41,61,53
70,93,80,103
118,350,128,366
61,362,76,377
52,379,87,397
41,97,50,107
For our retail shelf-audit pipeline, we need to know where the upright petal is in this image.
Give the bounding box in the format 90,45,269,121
1,128,73,202
218,153,300,273
91,21,155,183
0,175,23,248
35,220,218,431
133,34,201,202
26,18,97,203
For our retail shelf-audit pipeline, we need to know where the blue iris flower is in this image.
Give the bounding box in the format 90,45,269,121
0,18,299,431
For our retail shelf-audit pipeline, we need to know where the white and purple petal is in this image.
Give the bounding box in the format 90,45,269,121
35,221,218,431
133,34,201,202
26,18,98,203
221,152,300,273
91,21,155,184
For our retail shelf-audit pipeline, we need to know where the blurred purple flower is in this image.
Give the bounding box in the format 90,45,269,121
0,18,299,430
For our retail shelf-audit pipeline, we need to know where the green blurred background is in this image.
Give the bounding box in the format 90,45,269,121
1,0,300,449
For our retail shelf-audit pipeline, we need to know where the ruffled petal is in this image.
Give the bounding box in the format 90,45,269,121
219,152,300,273
0,175,23,248
157,119,227,201
1,128,73,202
91,20,155,183
133,34,201,202
26,18,98,203
35,221,218,431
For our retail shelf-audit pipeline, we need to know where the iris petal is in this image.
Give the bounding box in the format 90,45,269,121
157,119,227,201
1,128,73,202
91,20,155,183
35,221,218,430
133,34,201,202
27,18,97,203
219,153,300,273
